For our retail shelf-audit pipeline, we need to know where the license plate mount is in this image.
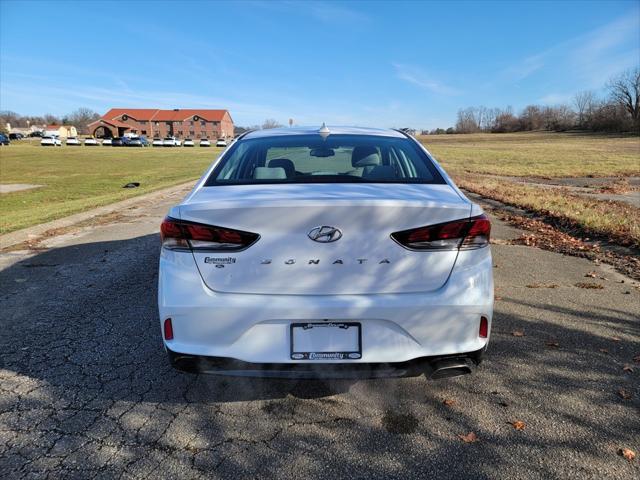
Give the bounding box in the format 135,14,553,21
290,322,362,360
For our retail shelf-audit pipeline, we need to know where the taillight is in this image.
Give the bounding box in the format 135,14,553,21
391,214,491,251
160,217,259,251
479,316,488,338
163,318,174,340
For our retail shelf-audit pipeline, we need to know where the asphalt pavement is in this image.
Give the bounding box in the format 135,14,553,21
1,186,638,479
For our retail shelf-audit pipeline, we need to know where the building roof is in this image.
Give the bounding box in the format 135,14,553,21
46,125,74,129
101,108,231,122
243,126,406,140
87,118,131,129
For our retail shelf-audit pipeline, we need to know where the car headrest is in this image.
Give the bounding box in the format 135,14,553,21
352,146,381,168
268,159,295,178
253,167,287,179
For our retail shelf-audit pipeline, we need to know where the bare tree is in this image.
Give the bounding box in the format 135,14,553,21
261,119,283,129
573,91,595,127
607,68,640,125
66,108,100,134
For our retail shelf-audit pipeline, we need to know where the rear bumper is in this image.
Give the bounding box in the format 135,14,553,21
159,247,494,365
166,346,486,379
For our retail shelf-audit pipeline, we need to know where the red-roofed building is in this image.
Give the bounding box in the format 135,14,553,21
88,108,234,139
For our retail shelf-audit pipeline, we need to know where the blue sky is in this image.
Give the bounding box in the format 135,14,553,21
1,0,638,129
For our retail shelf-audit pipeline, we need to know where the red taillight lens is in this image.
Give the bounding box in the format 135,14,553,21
479,316,488,338
163,318,174,340
391,214,491,251
160,217,259,251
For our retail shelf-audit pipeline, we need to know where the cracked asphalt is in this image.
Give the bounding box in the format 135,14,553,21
1,186,638,479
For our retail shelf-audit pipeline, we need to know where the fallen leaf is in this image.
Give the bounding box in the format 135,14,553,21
618,448,636,461
546,341,560,348
510,420,526,430
512,331,525,337
611,336,621,342
443,399,456,407
458,432,478,443
599,348,609,354
618,389,632,400
526,283,559,289
585,271,597,278
495,296,503,301
574,282,604,289
622,365,634,373
634,354,640,363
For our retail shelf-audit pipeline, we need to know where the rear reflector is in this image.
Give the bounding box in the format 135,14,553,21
479,316,488,338
391,214,491,251
160,216,259,251
164,318,174,340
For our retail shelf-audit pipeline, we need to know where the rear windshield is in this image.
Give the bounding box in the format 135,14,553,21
205,134,444,185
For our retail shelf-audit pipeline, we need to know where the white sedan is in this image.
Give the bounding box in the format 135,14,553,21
163,137,180,147
66,137,81,146
183,139,195,147
158,126,493,379
215,139,227,147
84,137,99,146
41,136,62,146
102,138,112,146
199,139,211,147
152,138,163,147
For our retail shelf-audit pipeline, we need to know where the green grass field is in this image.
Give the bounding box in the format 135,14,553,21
421,131,640,177
0,142,221,234
1,132,639,240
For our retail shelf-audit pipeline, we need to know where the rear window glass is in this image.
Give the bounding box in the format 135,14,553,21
205,134,444,185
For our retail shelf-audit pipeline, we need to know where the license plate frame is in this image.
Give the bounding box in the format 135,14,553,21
290,322,362,360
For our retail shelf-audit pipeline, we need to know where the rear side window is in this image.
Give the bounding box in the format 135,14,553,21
205,134,444,185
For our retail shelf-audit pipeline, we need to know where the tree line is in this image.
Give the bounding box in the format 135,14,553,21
432,68,639,135
0,108,100,134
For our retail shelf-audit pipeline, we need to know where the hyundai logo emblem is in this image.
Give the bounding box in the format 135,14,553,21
308,226,342,243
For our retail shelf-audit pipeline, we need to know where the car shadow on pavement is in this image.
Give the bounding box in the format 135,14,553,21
1,234,638,479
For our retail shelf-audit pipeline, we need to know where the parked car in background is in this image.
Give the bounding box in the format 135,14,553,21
183,138,195,147
66,137,81,146
163,137,179,147
102,138,112,146
128,136,150,147
29,131,43,138
84,137,99,146
199,138,211,147
41,136,61,146
216,138,227,147
158,126,493,379
111,137,131,147
152,138,163,147
0,134,10,145
9,133,24,140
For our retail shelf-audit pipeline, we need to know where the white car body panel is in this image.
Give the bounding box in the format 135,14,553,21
200,139,211,147
102,138,112,146
66,137,81,146
84,138,98,146
158,126,493,375
41,136,61,146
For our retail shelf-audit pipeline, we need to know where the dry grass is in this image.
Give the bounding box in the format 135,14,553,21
420,131,640,177
457,174,640,248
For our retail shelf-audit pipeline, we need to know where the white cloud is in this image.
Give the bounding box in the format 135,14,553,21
392,63,463,96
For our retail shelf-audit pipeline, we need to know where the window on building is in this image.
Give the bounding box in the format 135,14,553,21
213,121,220,126
201,120,206,126
131,129,137,134
141,130,147,135
190,130,195,136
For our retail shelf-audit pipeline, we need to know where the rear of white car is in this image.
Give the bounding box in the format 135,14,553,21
159,126,493,379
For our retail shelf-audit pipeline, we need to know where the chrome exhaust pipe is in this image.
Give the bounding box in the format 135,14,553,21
428,358,472,380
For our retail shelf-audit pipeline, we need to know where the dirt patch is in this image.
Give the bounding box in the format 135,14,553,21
0,184,43,194
381,410,419,434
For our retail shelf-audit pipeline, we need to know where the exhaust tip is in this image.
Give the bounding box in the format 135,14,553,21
428,358,473,380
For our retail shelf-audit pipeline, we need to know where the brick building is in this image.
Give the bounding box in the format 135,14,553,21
88,108,234,139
